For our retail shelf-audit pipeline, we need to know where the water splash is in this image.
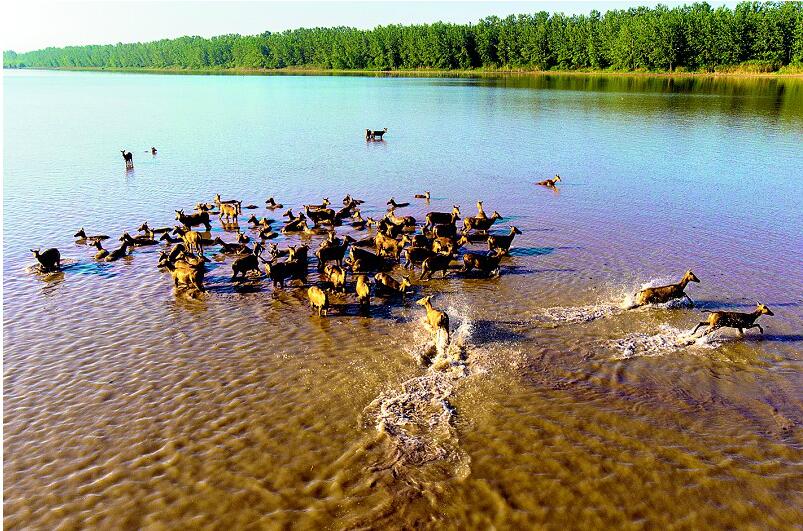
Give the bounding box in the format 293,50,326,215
535,302,625,324
24,257,80,275
534,277,695,325
364,302,475,477
609,325,721,360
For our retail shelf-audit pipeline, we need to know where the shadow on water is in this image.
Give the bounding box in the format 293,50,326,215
509,246,555,257
330,302,407,321
694,300,801,310
223,282,265,294
470,319,528,345
62,261,119,279
744,334,803,344
458,270,503,280
504,265,576,276
39,272,66,296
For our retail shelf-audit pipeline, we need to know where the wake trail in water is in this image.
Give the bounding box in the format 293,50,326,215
609,325,722,359
363,302,495,480
531,278,694,325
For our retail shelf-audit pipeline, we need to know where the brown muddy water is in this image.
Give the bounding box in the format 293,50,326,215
3,70,803,528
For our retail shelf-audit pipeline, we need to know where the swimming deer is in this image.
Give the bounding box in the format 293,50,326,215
692,303,773,337
105,241,132,262
343,194,365,206
212,237,243,254
281,213,308,234
387,197,410,209
159,232,182,244
537,175,561,187
631,270,700,307
305,205,336,226
305,198,330,211
137,222,171,234
414,191,431,201
385,209,416,229
119,232,158,247
92,240,109,260
74,228,110,243
265,197,284,209
247,214,272,228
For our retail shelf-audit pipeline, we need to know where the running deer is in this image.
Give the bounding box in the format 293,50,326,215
692,303,773,337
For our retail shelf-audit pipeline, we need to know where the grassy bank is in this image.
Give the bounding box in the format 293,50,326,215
7,65,803,79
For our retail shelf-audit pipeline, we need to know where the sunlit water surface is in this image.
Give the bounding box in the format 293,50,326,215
4,69,803,528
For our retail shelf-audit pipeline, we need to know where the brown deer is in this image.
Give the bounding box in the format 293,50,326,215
537,175,561,187
691,304,773,337
121,150,133,169
631,270,700,307
416,296,449,345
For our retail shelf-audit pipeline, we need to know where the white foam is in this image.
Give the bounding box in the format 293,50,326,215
535,277,695,324
364,302,476,473
609,325,721,360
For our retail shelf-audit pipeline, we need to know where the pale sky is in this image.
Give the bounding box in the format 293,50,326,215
3,0,740,54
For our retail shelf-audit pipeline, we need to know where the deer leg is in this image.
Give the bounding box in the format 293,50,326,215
748,324,764,334
692,322,708,335
701,324,719,337
738,328,745,337
683,294,694,306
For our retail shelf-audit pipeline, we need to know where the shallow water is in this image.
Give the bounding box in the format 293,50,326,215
3,69,803,528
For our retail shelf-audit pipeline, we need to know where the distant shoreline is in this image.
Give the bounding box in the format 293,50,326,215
7,66,803,79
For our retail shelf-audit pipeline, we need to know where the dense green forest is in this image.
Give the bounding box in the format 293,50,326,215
4,2,803,73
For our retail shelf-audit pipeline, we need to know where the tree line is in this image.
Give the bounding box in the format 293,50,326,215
4,2,802,73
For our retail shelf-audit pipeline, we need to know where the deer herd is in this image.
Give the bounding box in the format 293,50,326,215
28,150,774,348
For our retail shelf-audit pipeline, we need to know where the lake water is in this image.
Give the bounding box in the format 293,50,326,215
3,69,803,528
